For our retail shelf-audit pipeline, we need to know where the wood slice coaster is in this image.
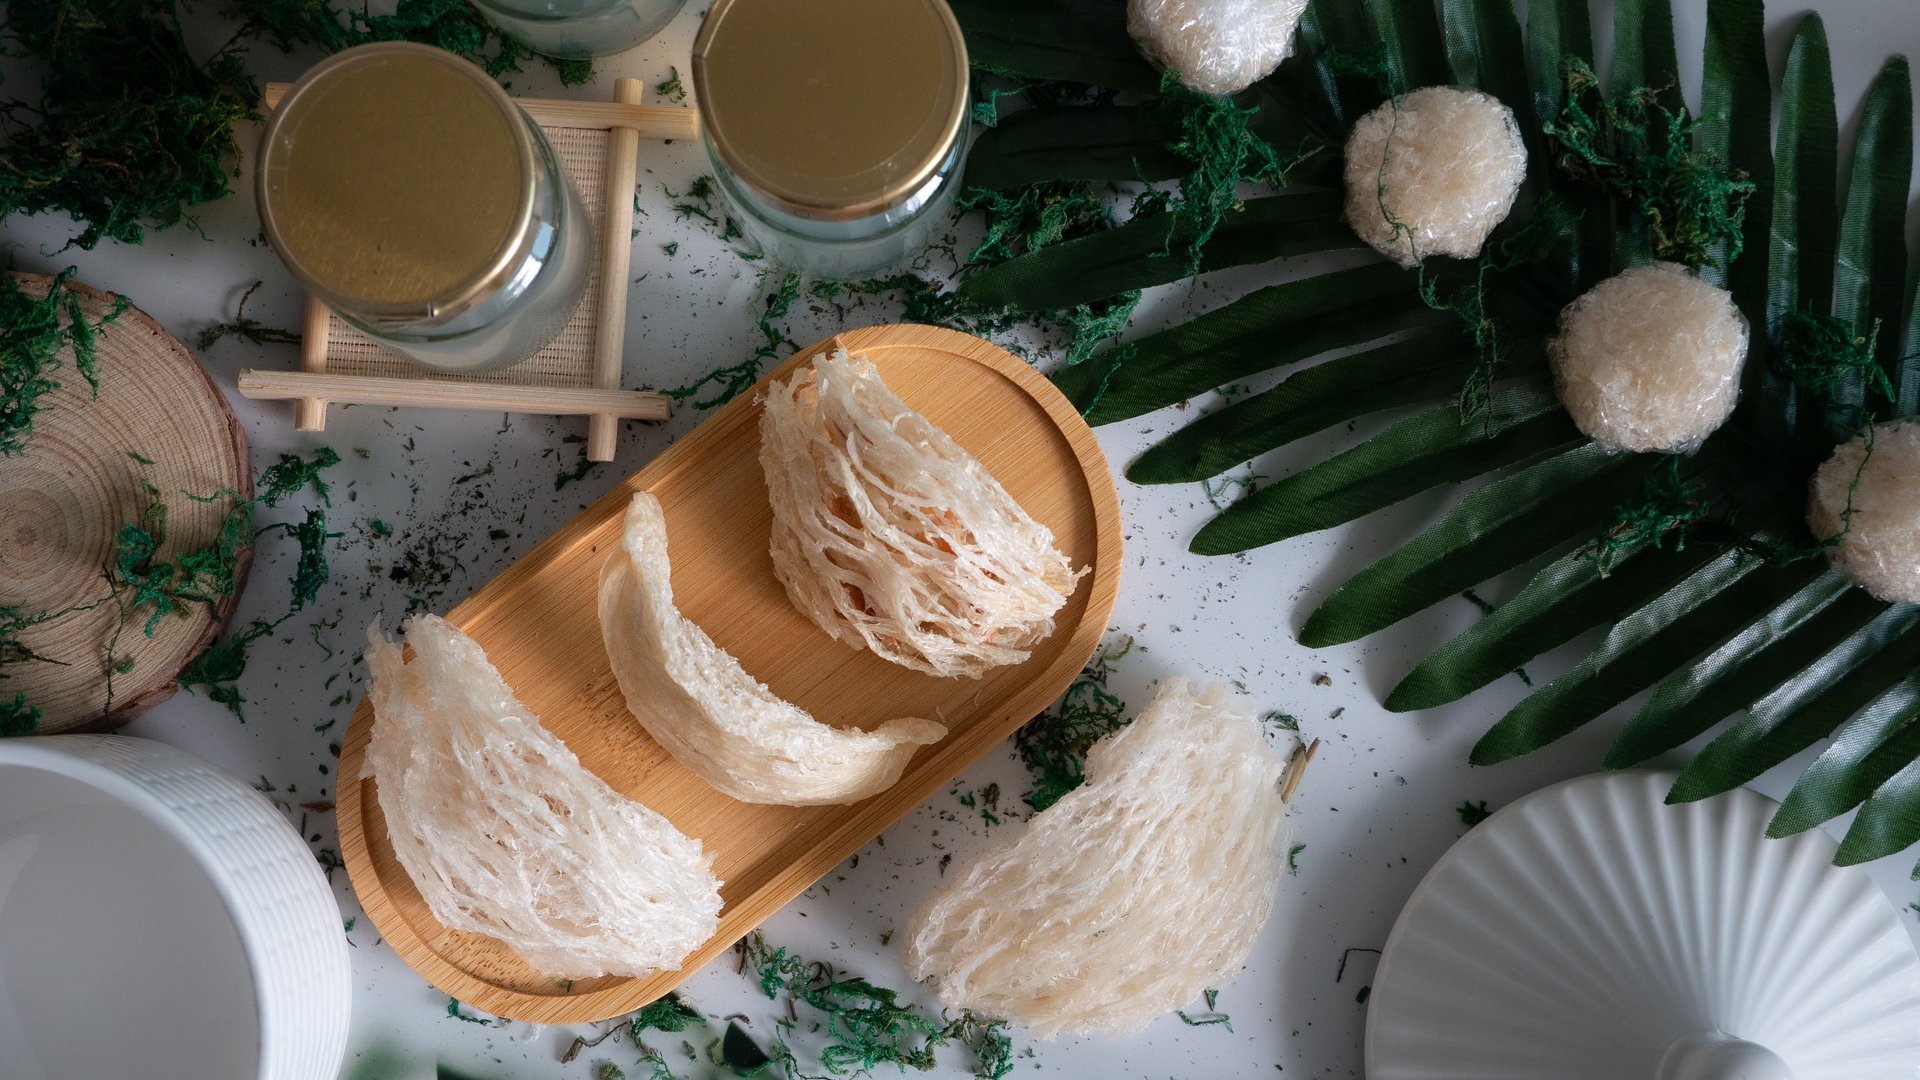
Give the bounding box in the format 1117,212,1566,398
337,323,1124,1023
0,273,251,734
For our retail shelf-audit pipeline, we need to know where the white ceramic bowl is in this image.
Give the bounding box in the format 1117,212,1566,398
0,735,351,1080
1367,771,1920,1080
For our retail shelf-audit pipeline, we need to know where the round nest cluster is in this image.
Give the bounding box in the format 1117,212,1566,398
1550,263,1749,454
1127,0,1310,97
1342,86,1527,267
1809,420,1920,603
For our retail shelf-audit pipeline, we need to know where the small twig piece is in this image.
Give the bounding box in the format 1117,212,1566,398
1280,737,1320,803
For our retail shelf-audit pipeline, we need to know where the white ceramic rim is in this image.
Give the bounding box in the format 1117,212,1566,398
0,735,350,1080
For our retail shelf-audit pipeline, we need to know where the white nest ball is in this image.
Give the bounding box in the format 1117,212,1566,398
1343,86,1526,267
1127,0,1309,97
1550,262,1749,454
1808,420,1920,603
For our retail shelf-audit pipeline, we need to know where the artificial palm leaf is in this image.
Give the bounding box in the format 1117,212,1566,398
1669,609,1920,803
1124,325,1483,484
1603,574,1878,767
1769,671,1920,839
946,0,1920,868
1389,534,1727,713
954,192,1356,312
1298,445,1647,647
1189,386,1582,555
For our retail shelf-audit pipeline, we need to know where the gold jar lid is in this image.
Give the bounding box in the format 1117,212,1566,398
692,0,969,222
257,43,539,323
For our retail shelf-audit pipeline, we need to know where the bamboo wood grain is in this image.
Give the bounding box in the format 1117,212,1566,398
296,296,332,432
587,78,645,463
335,324,1123,1024
261,83,699,138
236,371,670,420
0,274,252,734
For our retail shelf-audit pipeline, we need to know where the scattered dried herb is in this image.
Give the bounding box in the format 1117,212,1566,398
555,454,599,491
1262,709,1300,732
1014,635,1132,811
173,448,343,718
1457,800,1492,827
669,272,800,409
1175,987,1233,1032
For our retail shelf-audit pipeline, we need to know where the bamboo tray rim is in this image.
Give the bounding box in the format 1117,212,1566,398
334,323,1123,1023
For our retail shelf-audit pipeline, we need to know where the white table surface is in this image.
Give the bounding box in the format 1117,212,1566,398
5,2,1919,1077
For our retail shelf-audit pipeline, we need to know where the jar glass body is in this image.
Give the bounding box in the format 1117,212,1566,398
468,0,686,59
340,120,595,375
705,124,970,280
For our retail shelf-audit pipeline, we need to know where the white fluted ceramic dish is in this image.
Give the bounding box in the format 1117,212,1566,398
0,735,351,1080
1366,771,1920,1080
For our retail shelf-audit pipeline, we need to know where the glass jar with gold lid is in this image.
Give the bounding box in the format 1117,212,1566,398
257,43,593,375
467,0,686,61
691,0,971,279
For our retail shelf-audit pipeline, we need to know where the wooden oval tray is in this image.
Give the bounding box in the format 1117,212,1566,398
337,323,1122,1023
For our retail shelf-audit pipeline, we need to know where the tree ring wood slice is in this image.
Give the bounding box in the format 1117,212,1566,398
337,323,1124,1023
0,273,252,734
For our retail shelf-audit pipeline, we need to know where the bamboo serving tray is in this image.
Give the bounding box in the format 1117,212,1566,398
336,323,1122,1023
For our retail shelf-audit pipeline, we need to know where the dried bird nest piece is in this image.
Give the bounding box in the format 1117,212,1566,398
903,679,1297,1038
1551,262,1748,454
1809,420,1920,603
1127,0,1310,97
365,614,721,979
759,349,1085,679
599,492,946,805
1344,86,1527,267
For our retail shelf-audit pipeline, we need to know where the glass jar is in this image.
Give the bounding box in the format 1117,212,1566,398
257,43,594,375
468,0,687,60
691,0,971,279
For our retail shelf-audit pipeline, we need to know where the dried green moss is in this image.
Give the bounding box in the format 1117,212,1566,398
737,933,1014,1080
1544,58,1755,270
0,268,129,455
0,693,40,738
1581,456,1709,576
1777,310,1894,438
1015,636,1132,811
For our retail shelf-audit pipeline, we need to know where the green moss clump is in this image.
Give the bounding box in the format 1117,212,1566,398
0,0,591,252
